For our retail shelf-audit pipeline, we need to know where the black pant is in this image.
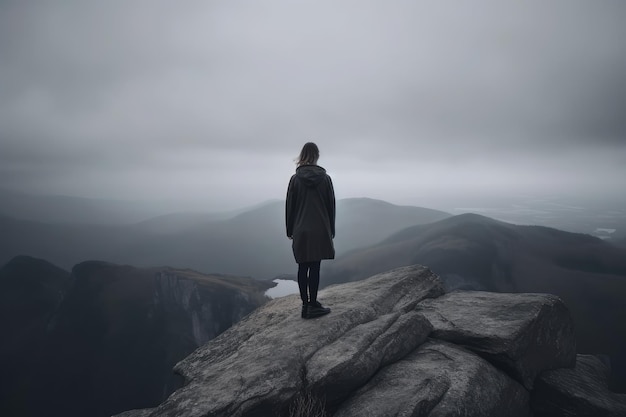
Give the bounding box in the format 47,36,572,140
297,261,321,304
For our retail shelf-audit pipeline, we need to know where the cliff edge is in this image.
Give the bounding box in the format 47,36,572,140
116,265,626,417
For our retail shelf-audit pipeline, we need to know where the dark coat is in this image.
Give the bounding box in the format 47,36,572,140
286,164,336,263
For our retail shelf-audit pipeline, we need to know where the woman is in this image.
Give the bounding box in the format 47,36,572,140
286,142,335,319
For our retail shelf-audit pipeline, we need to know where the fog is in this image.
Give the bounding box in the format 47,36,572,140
1,1,625,212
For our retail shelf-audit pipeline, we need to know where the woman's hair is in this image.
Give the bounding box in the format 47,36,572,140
296,142,320,166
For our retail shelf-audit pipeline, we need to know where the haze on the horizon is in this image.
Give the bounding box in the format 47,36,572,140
1,1,625,212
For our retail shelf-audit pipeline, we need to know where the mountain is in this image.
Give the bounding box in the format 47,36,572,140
333,198,450,252
0,256,73,416
324,213,626,391
0,256,273,417
113,266,626,417
0,255,72,337
0,198,450,279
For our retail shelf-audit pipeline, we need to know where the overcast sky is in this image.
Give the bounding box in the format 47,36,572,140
1,1,625,211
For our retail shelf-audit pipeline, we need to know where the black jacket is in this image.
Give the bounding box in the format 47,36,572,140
286,165,335,263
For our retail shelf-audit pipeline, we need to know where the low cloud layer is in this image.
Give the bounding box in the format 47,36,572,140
1,1,625,210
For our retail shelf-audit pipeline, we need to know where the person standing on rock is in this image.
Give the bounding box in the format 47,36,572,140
286,142,335,319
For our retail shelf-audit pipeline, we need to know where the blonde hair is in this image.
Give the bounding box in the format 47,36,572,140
296,142,320,166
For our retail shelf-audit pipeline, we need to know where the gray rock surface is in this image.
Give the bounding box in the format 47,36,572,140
306,310,432,405
531,354,626,417
334,340,530,417
115,264,618,417
416,290,576,389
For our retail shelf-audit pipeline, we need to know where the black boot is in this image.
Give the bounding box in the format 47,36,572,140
307,300,330,318
301,302,308,319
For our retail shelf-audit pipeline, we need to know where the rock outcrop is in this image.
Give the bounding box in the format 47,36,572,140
416,291,576,389
116,264,625,417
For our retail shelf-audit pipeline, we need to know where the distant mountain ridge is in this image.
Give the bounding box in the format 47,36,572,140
0,198,450,279
325,213,626,391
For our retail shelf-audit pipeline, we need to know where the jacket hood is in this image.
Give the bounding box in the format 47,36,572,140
295,164,327,187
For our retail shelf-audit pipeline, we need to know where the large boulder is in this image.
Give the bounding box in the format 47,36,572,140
334,340,530,417
416,291,576,389
531,354,626,416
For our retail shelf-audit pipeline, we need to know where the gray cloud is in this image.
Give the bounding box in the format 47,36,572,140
1,0,625,209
